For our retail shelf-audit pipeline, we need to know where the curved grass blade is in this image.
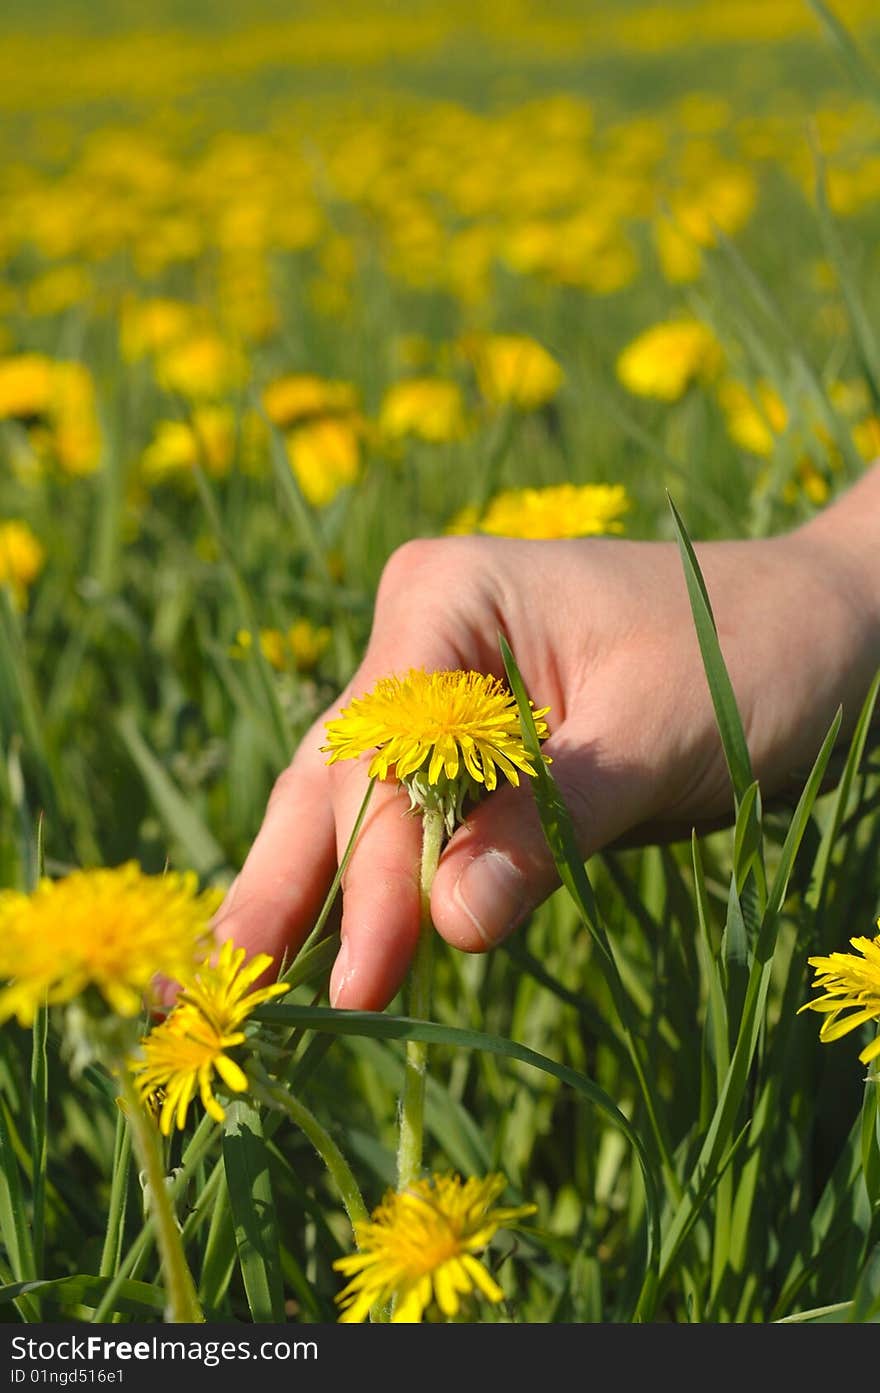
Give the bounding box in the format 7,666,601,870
115,709,226,878
252,1000,660,1319
666,495,753,807
0,1275,166,1319
499,631,677,1204
222,1100,286,1323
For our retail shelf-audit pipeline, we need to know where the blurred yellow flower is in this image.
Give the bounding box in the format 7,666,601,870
469,334,563,411
27,265,93,317
379,377,466,443
450,482,630,540
231,620,331,672
0,520,45,605
0,354,101,476
0,864,219,1026
155,332,246,400
717,379,788,456
140,407,235,485
852,416,880,463
286,417,361,507
0,354,55,419
121,297,200,361
334,1172,536,1323
616,319,722,401
262,373,359,429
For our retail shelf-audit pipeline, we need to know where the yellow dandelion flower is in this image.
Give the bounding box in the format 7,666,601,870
0,520,45,604
454,482,630,540
130,1007,248,1134
176,939,288,1033
130,940,287,1133
379,378,466,444
717,379,788,457
469,334,563,411
120,298,200,362
140,408,235,486
799,929,880,1065
616,319,722,402
323,668,548,830
261,373,359,429
287,618,331,672
0,864,220,1026
334,1172,536,1323
285,417,361,508
852,416,880,463
155,333,246,401
0,354,55,420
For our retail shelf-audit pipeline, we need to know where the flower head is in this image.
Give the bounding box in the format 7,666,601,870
334,1172,536,1323
285,416,361,507
799,929,880,1065
130,940,287,1133
616,319,722,402
322,668,549,831
379,378,466,444
0,520,45,605
448,482,630,540
0,863,220,1027
469,334,563,411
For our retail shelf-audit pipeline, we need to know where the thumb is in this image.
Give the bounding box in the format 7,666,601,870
430,725,639,951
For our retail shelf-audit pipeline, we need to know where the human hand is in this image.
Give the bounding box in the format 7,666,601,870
212,475,880,1011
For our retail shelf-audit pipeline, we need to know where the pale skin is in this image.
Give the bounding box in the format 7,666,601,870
212,462,880,1011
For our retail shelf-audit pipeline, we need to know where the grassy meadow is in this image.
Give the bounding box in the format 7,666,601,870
1,0,880,1325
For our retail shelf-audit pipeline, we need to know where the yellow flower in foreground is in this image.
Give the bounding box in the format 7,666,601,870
799,930,880,1065
470,334,563,411
379,378,466,443
334,1173,536,1323
616,319,722,402
0,864,220,1026
323,668,548,792
450,482,630,540
0,520,45,604
130,940,287,1134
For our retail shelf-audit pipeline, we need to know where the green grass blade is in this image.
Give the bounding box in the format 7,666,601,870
667,494,753,806
806,669,880,917
115,708,226,877
29,1006,48,1279
0,1274,166,1319
0,1095,35,1284
850,1242,880,1323
222,1099,286,1323
253,999,660,1318
99,1108,133,1283
805,0,880,102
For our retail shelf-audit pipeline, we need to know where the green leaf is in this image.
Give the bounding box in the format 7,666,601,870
115,709,225,877
253,1000,661,1319
222,1099,286,1323
666,494,753,806
0,1274,166,1318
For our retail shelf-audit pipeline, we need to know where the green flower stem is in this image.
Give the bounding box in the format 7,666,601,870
397,806,445,1191
252,1068,368,1231
117,1068,204,1324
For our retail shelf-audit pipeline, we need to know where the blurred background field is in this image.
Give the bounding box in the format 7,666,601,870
2,0,880,1324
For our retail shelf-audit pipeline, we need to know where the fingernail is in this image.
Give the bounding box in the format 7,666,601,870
329,938,350,1008
453,851,526,947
